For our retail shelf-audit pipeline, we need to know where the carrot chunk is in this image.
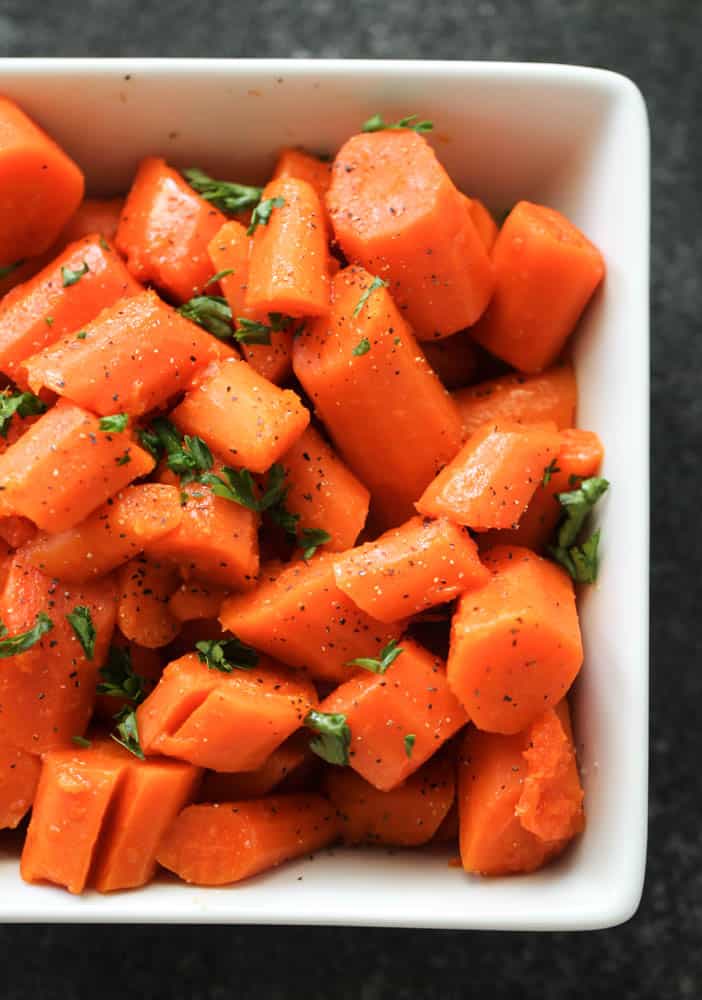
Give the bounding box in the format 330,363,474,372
198,730,312,801
0,747,41,830
422,330,479,390
465,196,499,252
117,557,181,649
273,148,332,207
452,365,577,437
59,197,123,246
168,581,229,623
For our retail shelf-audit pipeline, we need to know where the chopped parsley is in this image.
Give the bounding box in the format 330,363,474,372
66,606,96,660
205,268,234,287
234,318,273,345
178,295,233,340
75,330,87,340
353,276,388,318
111,707,144,759
115,450,131,466
71,735,92,749
99,413,129,433
404,733,416,758
547,476,610,584
142,418,213,484
542,458,561,486
61,261,90,287
247,196,285,236
0,612,53,658
0,389,46,438
352,337,371,356
182,167,263,214
97,645,146,703
195,637,259,673
347,639,404,675
298,528,332,561
305,709,351,766
0,260,24,279
361,114,433,134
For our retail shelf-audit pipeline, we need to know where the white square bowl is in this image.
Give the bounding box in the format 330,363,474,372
0,58,649,930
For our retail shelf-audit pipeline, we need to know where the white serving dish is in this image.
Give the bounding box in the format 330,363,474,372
0,58,649,930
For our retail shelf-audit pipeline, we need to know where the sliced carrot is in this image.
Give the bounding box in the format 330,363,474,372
168,581,229,622
0,746,41,830
452,365,577,437
294,266,464,527
156,794,339,886
321,637,468,791
25,483,184,583
0,400,155,533
273,148,332,208
0,96,84,268
465,196,499,252
116,156,226,303
23,290,227,416
245,177,330,318
415,420,561,531
137,652,316,772
280,425,370,552
0,234,141,385
171,357,310,473
220,554,405,685
470,201,605,373
448,546,583,734
117,557,181,649
0,555,117,752
333,516,489,623
198,731,311,801
59,197,123,246
324,751,454,846
327,130,494,339
422,330,479,390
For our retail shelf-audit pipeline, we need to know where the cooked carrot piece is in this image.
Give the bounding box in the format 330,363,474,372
0,409,42,456
448,546,583,734
0,555,117,752
470,201,605,373
0,516,37,550
23,290,227,416
465,196,499,252
0,234,141,385
25,484,184,583
320,637,468,791
280,425,370,552
156,794,339,886
59,197,123,246
294,266,464,527
422,330,479,390
333,516,489,623
137,652,316,772
432,802,459,844
220,554,405,685
0,747,41,830
168,581,229,622
273,148,332,207
117,557,181,649
116,157,226,303
171,357,310,473
416,420,561,531
327,131,493,339
198,731,311,801
245,177,330,318
0,96,84,268
452,365,577,437
324,751,455,846
0,400,155,533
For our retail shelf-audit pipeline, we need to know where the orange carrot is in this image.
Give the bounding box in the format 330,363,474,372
415,420,561,531
333,516,489,623
465,196,499,252
116,157,226,303
324,751,455,846
447,546,583,734
156,794,339,886
432,802,459,844
0,96,84,268
273,148,332,207
279,425,370,552
327,130,494,339
452,365,577,437
294,266,464,527
245,177,330,318
0,234,141,385
470,201,605,373
0,555,117,752
198,731,311,801
137,652,316,772
320,637,468,791
0,516,37,550
23,290,227,416
422,330,479,390
220,554,405,685
171,357,310,473
117,557,181,649
25,483,184,583
58,197,123,246
0,400,155,533
0,746,41,830
168,581,229,622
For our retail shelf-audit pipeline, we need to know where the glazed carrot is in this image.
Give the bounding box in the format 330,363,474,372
415,420,561,531
0,555,117,752
92,637,164,722
333,516,489,623
0,747,41,830
0,234,141,385
452,365,577,437
0,516,37,550
422,330,479,390
470,201,605,373
273,148,332,207
465,196,499,252
220,554,405,685
320,637,468,791
324,751,455,846
294,267,464,527
245,177,330,318
137,653,316,772
168,581,229,622
117,557,181,649
327,130,493,339
198,731,311,801
116,157,226,302
432,802,459,844
156,794,339,886
23,290,227,416
447,546,583,734
59,197,123,246
171,357,310,473
25,484,184,583
0,96,84,268
207,220,294,384
280,425,370,552
0,400,155,533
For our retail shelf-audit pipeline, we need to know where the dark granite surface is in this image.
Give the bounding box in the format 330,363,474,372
0,1,699,997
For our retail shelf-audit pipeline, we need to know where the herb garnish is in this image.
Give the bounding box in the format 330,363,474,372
99,413,129,433
61,261,90,287
182,167,263,214
0,612,53,658
542,458,561,486
178,295,233,340
547,476,610,584
298,528,332,561
0,260,24,279
0,389,46,438
97,645,147,703
305,709,351,766
353,276,388,318
247,196,285,236
112,707,144,759
66,606,96,660
404,733,416,758
71,735,92,748
195,637,259,673
361,114,433,134
347,639,404,675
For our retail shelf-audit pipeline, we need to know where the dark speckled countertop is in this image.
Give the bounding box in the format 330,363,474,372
0,2,699,997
